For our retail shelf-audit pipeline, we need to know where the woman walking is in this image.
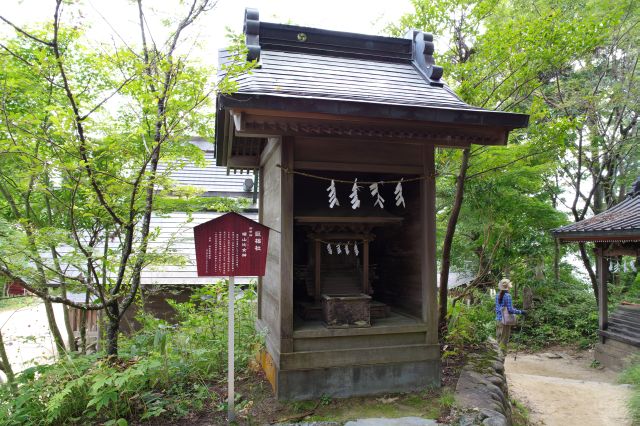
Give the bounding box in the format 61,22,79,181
495,278,526,349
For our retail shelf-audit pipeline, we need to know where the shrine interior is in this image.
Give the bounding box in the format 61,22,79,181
292,172,424,329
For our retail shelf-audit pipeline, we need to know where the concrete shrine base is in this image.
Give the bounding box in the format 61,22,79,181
275,360,441,401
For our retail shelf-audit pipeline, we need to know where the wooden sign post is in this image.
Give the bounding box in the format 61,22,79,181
193,213,269,422
227,275,235,420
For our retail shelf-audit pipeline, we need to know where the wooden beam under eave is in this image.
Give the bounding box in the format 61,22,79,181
294,161,423,175
230,109,245,132
239,129,474,148
228,155,259,169
603,247,640,257
233,107,521,136
235,112,504,147
237,126,492,147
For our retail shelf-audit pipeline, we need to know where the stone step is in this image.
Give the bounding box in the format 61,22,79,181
612,311,640,322
599,329,640,348
595,337,639,370
609,321,640,333
608,324,640,340
601,335,640,353
616,307,640,319
610,315,640,325
598,341,638,360
594,345,633,371
609,315,640,328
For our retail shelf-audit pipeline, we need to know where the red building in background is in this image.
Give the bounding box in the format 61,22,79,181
5,280,28,297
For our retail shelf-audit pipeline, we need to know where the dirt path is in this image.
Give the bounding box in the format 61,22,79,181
505,349,633,426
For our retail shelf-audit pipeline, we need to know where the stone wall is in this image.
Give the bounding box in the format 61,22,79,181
453,341,512,426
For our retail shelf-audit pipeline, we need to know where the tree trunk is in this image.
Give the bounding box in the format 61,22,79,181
438,148,471,336
0,328,16,391
43,292,66,354
105,303,120,357
79,309,87,354
59,282,78,352
579,242,599,305
80,288,90,354
554,238,560,283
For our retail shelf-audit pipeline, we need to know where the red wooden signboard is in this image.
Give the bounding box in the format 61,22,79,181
193,212,269,277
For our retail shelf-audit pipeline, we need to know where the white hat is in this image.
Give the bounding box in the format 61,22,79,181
498,278,513,291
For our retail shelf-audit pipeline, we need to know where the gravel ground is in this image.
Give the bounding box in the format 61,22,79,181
506,349,632,426
0,301,67,380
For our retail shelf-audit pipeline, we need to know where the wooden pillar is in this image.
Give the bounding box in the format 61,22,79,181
314,240,321,301
280,137,294,353
597,245,609,343
421,145,438,344
363,240,370,295
257,166,264,320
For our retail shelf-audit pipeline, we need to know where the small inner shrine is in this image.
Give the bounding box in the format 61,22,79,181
215,9,528,400
292,173,418,329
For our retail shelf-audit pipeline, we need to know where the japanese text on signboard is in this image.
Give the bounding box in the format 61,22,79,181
194,213,269,277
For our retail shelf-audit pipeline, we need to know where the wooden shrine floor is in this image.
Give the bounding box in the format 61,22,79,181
292,310,427,339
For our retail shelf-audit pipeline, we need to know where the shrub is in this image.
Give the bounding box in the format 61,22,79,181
0,282,262,425
619,361,640,424
513,279,598,349
446,277,600,353
444,291,496,357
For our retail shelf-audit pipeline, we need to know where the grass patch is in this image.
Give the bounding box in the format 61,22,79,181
280,388,447,423
438,388,456,410
619,361,640,425
511,397,531,426
0,296,37,312
0,283,262,425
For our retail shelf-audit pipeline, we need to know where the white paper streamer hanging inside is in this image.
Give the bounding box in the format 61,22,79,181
350,179,361,209
327,180,340,208
394,178,406,207
369,182,385,208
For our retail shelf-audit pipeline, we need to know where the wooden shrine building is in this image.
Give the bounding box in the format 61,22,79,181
215,9,529,399
554,178,640,370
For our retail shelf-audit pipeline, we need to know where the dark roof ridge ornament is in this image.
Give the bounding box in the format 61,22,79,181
405,29,444,87
244,8,261,62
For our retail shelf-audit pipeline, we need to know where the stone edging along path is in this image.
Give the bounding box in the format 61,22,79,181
454,340,512,426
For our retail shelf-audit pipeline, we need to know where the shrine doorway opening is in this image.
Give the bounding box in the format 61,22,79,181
292,172,424,331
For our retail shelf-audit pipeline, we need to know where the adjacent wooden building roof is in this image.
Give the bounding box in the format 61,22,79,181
144,140,258,286
157,138,256,197
553,179,640,242
215,9,530,169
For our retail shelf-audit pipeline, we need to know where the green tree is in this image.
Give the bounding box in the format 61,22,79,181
540,0,640,297
389,0,618,332
0,0,251,358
